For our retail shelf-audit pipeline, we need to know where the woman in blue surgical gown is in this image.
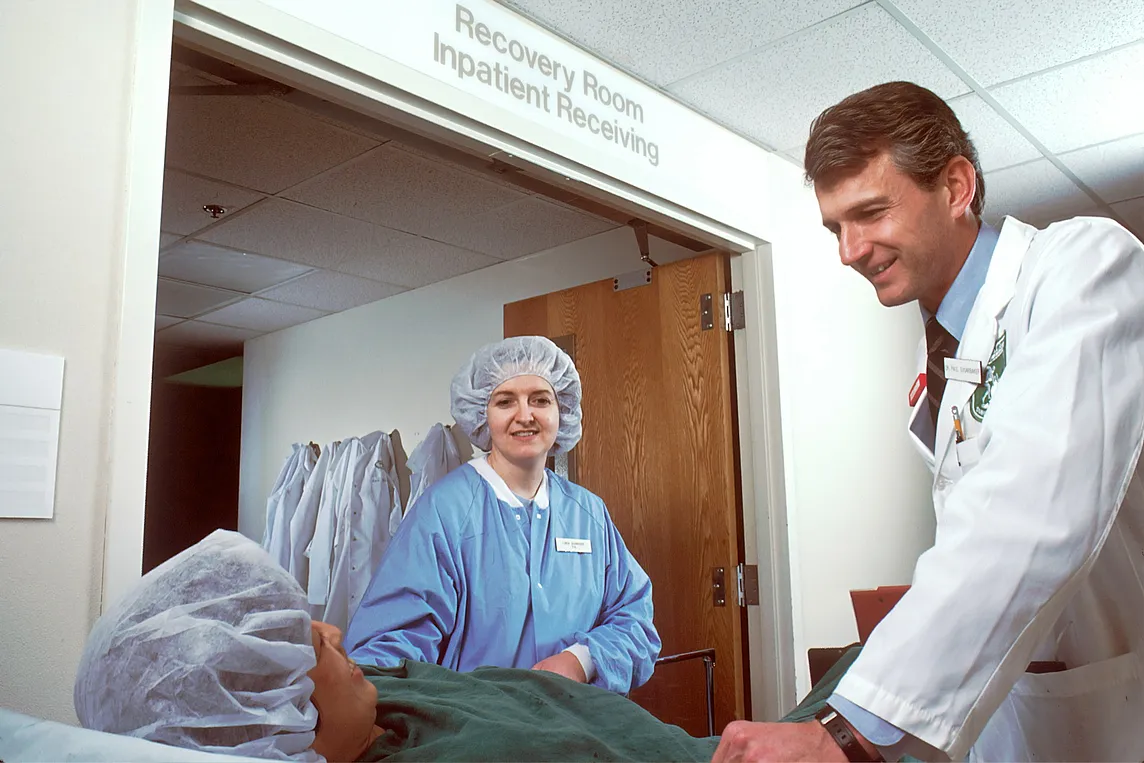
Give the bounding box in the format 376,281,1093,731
346,336,661,694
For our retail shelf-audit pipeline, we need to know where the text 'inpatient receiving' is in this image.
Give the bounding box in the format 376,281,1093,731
433,4,661,168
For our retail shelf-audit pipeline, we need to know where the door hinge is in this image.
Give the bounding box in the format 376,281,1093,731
712,566,726,606
724,291,746,331
700,293,715,331
736,563,760,606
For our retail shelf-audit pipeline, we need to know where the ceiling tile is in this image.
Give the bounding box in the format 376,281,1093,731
983,159,1095,228
1112,196,1144,240
155,315,182,331
282,144,525,236
160,169,265,235
1059,133,1144,204
891,0,1144,87
503,0,863,86
668,4,970,150
199,199,363,270
198,298,329,333
201,199,499,287
947,94,1042,173
156,320,262,349
257,270,407,312
423,197,619,259
160,240,314,293
156,278,243,318
991,43,1144,154
159,232,184,250
334,235,500,288
165,91,378,193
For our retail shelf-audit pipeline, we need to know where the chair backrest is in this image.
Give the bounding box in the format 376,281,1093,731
850,584,910,643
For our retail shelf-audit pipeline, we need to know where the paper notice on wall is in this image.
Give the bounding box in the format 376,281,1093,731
0,349,64,519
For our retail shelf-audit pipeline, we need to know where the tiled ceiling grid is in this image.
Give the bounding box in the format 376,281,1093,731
501,0,1144,236
155,61,622,351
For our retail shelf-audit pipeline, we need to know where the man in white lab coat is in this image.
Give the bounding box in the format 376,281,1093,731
713,81,1144,762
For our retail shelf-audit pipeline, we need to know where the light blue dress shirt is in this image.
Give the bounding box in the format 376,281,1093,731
829,223,999,753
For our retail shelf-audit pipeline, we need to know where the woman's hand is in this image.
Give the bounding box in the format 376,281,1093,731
531,651,588,683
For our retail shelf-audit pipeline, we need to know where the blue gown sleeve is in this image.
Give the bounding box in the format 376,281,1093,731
573,506,662,693
345,492,459,666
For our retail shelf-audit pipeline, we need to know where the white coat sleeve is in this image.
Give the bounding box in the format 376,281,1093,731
835,221,1144,758
261,447,299,552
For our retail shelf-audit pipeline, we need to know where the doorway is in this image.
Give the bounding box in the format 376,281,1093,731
506,251,750,734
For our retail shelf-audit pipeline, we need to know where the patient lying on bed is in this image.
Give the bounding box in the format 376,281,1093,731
73,530,721,762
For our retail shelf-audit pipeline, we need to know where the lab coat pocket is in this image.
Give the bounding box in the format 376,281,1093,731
955,437,983,470
974,651,1144,762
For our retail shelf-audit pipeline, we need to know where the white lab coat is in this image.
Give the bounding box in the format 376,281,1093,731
321,431,402,631
835,217,1144,761
399,423,464,534
306,440,348,621
286,442,335,589
261,444,314,570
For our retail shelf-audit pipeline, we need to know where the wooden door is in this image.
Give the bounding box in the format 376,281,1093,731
504,252,748,736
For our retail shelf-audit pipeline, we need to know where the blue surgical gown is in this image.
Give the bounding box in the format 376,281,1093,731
346,461,661,694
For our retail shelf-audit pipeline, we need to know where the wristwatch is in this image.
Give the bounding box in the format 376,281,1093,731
816,704,884,762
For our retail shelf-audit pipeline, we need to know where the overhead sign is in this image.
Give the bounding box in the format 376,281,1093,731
192,0,775,240
433,4,660,167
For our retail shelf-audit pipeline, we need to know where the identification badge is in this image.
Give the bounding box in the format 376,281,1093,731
944,357,984,385
555,537,592,554
908,373,926,407
970,331,1007,422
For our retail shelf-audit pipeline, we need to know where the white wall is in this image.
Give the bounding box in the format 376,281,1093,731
239,228,693,539
0,0,167,722
763,160,935,697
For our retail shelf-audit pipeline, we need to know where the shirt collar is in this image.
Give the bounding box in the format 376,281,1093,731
469,455,550,510
924,222,999,341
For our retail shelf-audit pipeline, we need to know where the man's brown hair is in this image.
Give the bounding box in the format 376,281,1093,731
804,81,985,216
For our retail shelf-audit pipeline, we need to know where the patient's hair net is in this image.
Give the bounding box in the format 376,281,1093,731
74,530,320,761
452,335,582,453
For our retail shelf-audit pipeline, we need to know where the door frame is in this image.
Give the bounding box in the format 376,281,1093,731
733,247,798,720
102,0,176,607
103,0,799,719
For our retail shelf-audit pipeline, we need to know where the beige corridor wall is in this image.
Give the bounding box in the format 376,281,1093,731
0,0,166,722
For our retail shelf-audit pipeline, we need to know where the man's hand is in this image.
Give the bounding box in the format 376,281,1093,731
711,721,848,763
531,651,588,683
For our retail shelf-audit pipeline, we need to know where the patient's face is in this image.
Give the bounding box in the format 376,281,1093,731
309,622,378,753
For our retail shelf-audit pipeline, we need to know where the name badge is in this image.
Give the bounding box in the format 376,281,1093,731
556,537,592,554
944,358,984,385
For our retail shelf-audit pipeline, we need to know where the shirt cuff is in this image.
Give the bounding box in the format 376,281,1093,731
828,692,905,746
563,643,596,682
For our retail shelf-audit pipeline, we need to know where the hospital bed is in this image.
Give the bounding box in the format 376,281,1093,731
0,707,261,763
1,648,718,761
654,647,717,736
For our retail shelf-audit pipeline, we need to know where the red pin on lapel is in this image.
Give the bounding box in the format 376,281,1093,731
908,373,926,407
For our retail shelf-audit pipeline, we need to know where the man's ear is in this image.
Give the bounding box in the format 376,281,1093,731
943,155,977,219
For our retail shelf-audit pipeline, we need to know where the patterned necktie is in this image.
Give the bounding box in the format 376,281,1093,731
925,316,960,428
